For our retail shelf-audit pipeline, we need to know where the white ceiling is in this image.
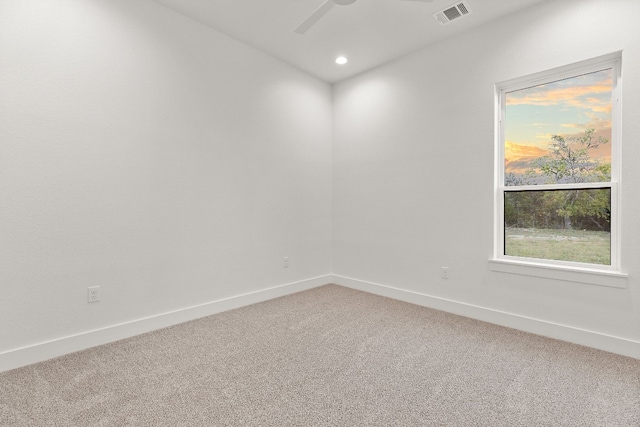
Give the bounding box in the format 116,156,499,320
152,0,547,83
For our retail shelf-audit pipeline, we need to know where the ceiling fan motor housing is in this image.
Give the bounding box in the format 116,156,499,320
333,0,357,5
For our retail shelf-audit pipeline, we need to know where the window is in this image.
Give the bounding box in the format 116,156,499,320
494,53,623,279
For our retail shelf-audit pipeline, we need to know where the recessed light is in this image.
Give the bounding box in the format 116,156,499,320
335,56,348,65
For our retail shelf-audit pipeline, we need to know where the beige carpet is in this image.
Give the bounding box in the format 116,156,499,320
1,284,639,426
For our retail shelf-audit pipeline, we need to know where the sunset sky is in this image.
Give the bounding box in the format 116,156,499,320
504,68,612,179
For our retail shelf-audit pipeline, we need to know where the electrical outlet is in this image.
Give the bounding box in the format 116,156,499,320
283,257,289,268
87,286,100,303
441,267,449,280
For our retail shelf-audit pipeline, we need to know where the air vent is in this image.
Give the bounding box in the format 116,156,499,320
433,1,472,25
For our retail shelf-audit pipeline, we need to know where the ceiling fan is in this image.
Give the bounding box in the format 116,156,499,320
294,0,434,34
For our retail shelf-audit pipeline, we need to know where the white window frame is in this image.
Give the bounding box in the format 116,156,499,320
490,52,627,288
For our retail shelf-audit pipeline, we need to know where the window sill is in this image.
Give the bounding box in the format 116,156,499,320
489,259,628,289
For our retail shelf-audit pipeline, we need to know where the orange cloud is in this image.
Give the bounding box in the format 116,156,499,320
559,115,611,137
505,141,547,174
506,83,611,107
535,133,553,140
585,97,612,114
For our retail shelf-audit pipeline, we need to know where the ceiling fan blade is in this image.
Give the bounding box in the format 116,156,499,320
294,0,336,34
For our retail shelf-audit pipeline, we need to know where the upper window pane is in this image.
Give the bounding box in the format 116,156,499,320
504,69,612,186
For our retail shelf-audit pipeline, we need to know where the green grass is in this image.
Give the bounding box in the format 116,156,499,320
505,227,611,265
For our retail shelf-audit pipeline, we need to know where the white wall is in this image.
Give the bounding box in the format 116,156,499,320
0,0,332,366
333,0,640,357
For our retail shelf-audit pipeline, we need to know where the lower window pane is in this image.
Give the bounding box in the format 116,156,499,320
504,189,611,265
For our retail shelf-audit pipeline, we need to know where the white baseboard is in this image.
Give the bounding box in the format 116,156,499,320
0,276,331,373
3,274,637,373
331,274,640,360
